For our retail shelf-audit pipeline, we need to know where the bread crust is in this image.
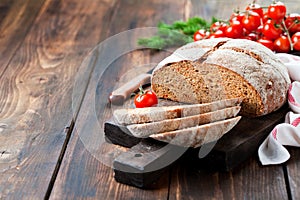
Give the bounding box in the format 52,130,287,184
127,106,241,138
113,98,242,125
149,116,242,148
151,38,291,117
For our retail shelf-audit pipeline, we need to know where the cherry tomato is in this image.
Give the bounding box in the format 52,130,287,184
247,32,259,41
262,13,270,24
242,11,262,32
207,34,216,39
292,32,300,51
246,3,264,17
268,1,286,21
257,38,275,51
225,20,243,38
285,13,300,34
193,29,208,41
243,28,251,36
256,25,264,35
262,20,283,40
210,21,227,32
230,12,245,23
134,87,158,108
209,29,226,38
242,35,253,40
274,35,291,53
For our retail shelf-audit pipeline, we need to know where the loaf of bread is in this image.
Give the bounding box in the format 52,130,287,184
151,38,291,117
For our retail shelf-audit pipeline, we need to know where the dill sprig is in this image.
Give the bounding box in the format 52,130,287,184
138,16,219,50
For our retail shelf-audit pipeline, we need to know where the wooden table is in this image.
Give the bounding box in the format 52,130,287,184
1,0,300,199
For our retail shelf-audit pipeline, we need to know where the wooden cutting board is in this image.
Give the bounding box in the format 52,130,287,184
104,102,290,188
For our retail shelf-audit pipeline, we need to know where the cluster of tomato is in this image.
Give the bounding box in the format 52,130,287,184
193,1,300,53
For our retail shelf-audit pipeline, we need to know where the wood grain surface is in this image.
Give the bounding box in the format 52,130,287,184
0,0,45,77
0,0,300,199
0,0,113,198
50,0,184,199
169,157,289,199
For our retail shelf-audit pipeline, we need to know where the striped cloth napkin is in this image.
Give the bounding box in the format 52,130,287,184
258,53,300,165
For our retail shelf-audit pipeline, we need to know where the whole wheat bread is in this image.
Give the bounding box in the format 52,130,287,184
127,106,240,138
113,97,242,125
151,38,291,117
150,116,241,148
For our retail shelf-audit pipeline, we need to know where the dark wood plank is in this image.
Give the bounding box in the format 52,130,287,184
105,118,142,148
285,149,300,199
50,129,170,199
0,0,112,198
0,0,45,77
0,0,14,25
113,139,186,188
169,157,289,199
50,0,186,198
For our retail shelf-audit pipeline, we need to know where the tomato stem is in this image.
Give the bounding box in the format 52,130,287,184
287,19,300,31
281,19,294,51
138,85,145,95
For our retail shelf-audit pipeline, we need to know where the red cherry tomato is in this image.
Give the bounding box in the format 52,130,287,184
230,12,245,23
274,35,291,53
193,29,208,41
242,11,262,32
262,20,283,40
246,3,264,17
242,35,253,40
243,28,251,36
134,87,158,108
207,34,216,39
225,20,243,38
257,38,275,51
247,32,259,41
292,32,300,51
267,1,287,21
209,29,226,38
285,13,300,34
262,13,270,24
256,25,264,35
210,21,227,32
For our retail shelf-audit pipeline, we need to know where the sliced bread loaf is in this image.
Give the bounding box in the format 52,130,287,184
151,38,291,117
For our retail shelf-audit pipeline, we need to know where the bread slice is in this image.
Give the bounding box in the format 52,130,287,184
150,116,241,148
126,106,241,138
152,61,260,116
113,97,242,125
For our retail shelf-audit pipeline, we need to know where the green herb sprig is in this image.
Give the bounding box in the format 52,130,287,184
138,16,219,50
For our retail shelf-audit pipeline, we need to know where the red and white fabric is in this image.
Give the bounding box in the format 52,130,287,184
258,53,300,165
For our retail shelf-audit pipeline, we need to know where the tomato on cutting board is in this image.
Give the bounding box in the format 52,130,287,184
134,86,158,108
